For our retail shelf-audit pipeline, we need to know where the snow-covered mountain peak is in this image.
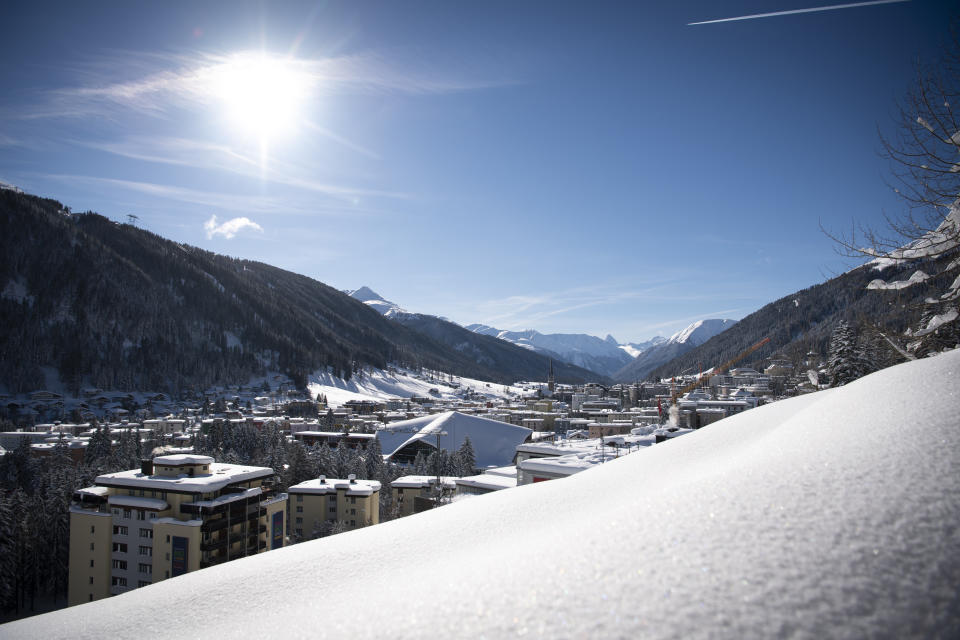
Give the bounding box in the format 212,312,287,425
668,318,736,346
345,286,386,303
345,286,406,317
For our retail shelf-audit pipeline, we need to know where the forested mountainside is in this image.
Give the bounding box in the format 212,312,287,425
392,314,603,384
645,253,957,381
0,191,583,393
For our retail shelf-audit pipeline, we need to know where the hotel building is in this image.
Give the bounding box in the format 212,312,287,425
68,454,287,606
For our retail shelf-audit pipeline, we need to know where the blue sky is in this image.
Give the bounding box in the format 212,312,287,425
0,1,954,342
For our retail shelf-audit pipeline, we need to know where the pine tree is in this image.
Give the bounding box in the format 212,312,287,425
456,436,476,477
828,321,868,386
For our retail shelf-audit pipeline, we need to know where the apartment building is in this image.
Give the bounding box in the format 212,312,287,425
287,475,381,539
68,454,287,606
390,475,458,517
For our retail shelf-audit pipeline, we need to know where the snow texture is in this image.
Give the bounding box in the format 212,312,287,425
866,269,930,290
869,202,960,270
6,351,960,639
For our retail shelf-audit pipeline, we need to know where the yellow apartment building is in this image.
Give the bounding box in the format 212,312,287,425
68,454,287,606
287,475,380,539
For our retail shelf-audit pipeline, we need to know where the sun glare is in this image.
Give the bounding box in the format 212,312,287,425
210,52,310,141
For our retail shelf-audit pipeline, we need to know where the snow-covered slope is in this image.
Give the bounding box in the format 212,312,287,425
11,351,959,638
307,367,523,407
668,318,736,346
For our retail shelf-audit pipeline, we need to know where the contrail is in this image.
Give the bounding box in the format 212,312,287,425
688,0,909,26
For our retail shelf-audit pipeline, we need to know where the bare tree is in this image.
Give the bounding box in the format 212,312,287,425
824,28,960,356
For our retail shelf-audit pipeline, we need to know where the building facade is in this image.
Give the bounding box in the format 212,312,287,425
287,475,380,539
68,454,287,606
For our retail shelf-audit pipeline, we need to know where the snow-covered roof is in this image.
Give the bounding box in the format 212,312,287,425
390,475,457,489
455,474,516,491
10,351,960,638
518,451,610,476
482,465,516,478
94,462,273,493
289,477,381,497
377,411,532,469
153,454,214,466
107,495,169,510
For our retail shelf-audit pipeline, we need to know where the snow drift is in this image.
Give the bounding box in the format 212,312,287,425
5,351,959,639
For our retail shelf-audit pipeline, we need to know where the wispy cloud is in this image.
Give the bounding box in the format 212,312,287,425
75,136,407,203
302,120,381,160
22,48,514,121
688,0,908,26
41,173,318,216
204,215,263,239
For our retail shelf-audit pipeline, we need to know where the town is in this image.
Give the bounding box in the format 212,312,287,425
0,353,826,611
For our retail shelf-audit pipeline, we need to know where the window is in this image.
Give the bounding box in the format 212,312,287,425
138,580,151,588
165,570,169,578
113,525,128,535
165,535,170,543
328,506,336,513
350,520,355,526
112,542,127,553
139,489,145,497
128,490,135,497
90,542,95,551
350,496,356,504
112,559,127,570
90,525,95,534
111,576,127,587
90,559,94,568
138,563,152,575
296,506,303,513
123,509,131,519
296,494,303,502
350,509,356,516
89,576,93,585
149,512,157,520
165,553,170,561
139,546,152,557
89,594,93,602
295,517,303,525
139,528,153,538
295,528,303,537
136,510,146,521
111,508,121,517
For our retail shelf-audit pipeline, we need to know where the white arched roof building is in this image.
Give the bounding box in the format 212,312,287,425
376,411,532,469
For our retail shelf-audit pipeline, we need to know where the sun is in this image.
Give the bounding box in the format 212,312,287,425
210,52,310,141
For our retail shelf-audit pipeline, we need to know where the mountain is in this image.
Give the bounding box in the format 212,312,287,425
391,314,603,384
613,319,736,382
346,286,663,378
11,351,959,638
344,286,406,318
464,325,638,377
0,190,598,393
643,250,959,381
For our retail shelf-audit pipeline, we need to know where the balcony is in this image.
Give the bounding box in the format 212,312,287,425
200,537,228,552
201,518,228,533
